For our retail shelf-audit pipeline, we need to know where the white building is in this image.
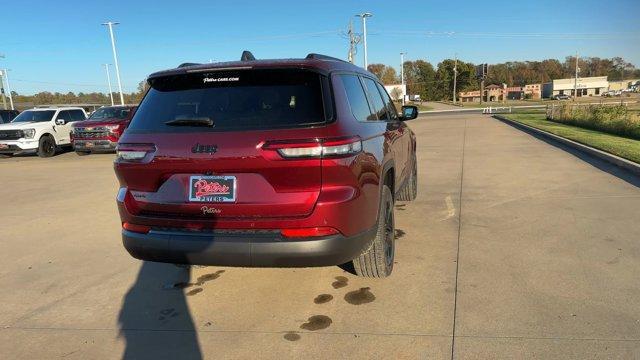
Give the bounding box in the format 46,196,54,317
542,76,609,98
384,84,406,101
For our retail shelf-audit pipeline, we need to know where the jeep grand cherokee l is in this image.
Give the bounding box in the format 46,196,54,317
115,52,418,278
72,105,137,154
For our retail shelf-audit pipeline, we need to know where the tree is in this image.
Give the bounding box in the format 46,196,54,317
390,87,402,101
367,64,399,84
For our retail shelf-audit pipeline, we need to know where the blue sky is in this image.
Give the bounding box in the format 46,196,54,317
2,0,639,94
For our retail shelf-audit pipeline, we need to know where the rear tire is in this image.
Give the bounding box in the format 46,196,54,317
75,150,91,156
397,155,417,201
37,135,56,158
352,185,395,278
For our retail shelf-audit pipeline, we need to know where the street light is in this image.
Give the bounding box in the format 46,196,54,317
355,12,373,69
103,64,114,106
400,52,406,105
102,21,125,105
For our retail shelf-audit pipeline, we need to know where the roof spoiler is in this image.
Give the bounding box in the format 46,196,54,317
305,53,346,62
241,50,256,61
178,62,201,68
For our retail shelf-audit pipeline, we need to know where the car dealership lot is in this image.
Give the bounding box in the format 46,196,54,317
1,113,639,359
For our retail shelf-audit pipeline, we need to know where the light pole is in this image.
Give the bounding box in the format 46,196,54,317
453,54,458,105
102,21,125,105
355,13,372,69
103,64,114,106
400,52,405,105
2,69,14,110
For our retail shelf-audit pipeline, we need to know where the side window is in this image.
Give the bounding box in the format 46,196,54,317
69,110,86,121
362,77,389,121
375,82,398,121
56,110,72,122
339,74,374,122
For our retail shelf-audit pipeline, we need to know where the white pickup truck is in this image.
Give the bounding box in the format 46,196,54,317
0,107,87,157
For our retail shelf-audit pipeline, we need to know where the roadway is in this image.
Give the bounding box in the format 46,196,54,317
0,113,639,359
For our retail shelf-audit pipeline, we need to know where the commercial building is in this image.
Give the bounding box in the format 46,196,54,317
524,84,542,99
384,84,406,101
542,76,608,98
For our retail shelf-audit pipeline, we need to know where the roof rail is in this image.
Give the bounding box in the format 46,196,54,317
178,62,201,68
241,50,256,61
305,53,346,62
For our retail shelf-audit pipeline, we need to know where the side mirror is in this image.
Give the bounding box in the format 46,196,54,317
55,118,66,125
400,105,418,121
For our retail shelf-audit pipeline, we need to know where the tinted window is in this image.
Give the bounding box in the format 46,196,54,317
362,78,389,121
128,70,326,132
69,110,86,121
11,110,56,123
375,82,398,121
57,111,72,122
340,74,374,122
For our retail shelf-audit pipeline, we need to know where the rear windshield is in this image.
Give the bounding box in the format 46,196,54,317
128,69,329,132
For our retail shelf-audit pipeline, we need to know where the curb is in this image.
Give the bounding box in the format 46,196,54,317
493,114,640,177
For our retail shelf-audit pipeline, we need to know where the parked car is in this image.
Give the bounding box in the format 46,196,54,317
0,110,20,124
552,94,571,100
114,52,419,278
71,105,137,154
0,107,87,157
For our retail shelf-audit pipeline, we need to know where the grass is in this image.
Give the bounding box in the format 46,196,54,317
502,112,640,164
393,101,433,111
549,104,640,140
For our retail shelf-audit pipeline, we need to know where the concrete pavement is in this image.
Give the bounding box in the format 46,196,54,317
0,113,639,359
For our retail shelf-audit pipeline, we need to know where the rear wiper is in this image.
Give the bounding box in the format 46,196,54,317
164,117,214,127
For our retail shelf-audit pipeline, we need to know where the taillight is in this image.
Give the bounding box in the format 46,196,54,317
262,136,361,159
281,227,340,238
116,143,156,162
122,222,151,234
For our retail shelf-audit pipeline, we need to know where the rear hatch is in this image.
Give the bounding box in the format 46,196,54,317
115,68,333,220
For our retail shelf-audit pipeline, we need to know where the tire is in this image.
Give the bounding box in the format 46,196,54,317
352,185,395,278
397,154,417,201
75,150,91,156
0,153,14,158
37,135,56,158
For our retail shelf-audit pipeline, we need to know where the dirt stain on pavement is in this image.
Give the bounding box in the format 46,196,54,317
395,229,406,239
283,332,301,341
300,315,332,331
331,276,349,289
195,270,225,286
344,287,375,305
313,294,334,304
186,288,203,296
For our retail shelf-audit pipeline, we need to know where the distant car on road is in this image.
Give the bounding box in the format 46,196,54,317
552,94,571,100
0,107,87,157
0,110,19,124
71,105,137,155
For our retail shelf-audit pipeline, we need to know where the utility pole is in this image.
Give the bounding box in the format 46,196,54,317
102,21,125,105
0,54,6,110
355,13,372,69
573,51,579,102
400,52,405,105
2,69,14,110
346,20,361,64
453,54,458,105
103,64,114,106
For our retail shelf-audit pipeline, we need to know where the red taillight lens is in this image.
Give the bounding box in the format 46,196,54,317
116,143,156,162
262,137,361,159
281,227,340,238
122,222,151,234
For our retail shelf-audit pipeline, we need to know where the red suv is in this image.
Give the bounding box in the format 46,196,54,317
114,52,418,277
72,105,137,154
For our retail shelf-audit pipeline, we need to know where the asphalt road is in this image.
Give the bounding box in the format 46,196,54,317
1,113,639,359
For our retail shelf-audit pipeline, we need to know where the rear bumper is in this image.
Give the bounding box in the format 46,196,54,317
73,140,117,152
122,226,375,267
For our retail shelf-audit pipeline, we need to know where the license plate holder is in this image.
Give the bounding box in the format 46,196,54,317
189,175,236,203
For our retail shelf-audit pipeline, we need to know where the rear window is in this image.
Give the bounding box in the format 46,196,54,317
128,69,329,132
